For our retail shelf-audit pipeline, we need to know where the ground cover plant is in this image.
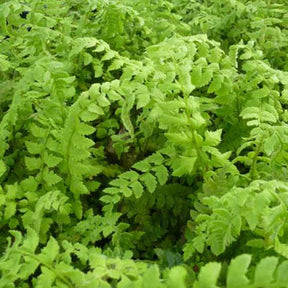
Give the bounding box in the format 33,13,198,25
1,0,288,287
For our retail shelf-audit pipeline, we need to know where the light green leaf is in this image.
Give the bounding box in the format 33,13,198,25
204,129,222,147
110,178,129,187
70,179,89,196
276,260,288,285
94,42,107,52
30,124,47,138
77,123,95,135
43,169,62,186
142,265,162,288
264,133,280,156
130,181,144,199
4,201,16,219
154,165,169,185
94,62,103,78
0,160,6,177
167,266,187,288
171,156,197,177
275,238,288,259
191,66,203,87
0,55,11,71
18,258,39,279
25,141,42,155
141,173,157,193
133,160,151,172
34,266,56,288
136,92,150,109
103,187,120,195
102,50,116,61
194,262,221,288
108,59,124,71
22,227,39,254
43,152,62,168
254,257,278,286
122,186,133,197
25,157,42,171
120,171,139,181
88,104,104,115
100,195,121,204
39,237,59,265
208,75,223,93
121,106,134,137
227,254,251,288
83,53,93,65
20,177,38,192
201,68,213,86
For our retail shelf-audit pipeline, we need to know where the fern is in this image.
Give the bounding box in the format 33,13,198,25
2,229,288,287
0,228,188,288
194,254,288,288
190,180,288,256
102,151,168,204
2,0,288,286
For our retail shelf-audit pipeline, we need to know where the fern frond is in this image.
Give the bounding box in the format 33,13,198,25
193,180,288,256
102,152,169,204
194,254,288,288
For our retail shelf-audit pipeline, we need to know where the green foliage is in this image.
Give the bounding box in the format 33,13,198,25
1,0,288,286
194,254,288,288
189,180,288,256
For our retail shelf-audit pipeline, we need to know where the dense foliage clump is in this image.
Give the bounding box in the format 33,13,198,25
1,0,288,287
